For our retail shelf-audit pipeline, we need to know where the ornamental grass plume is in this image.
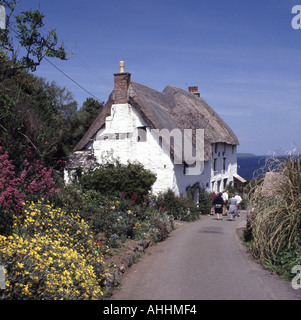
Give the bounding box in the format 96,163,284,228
248,150,301,277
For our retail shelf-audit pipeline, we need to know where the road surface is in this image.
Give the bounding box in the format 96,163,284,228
111,212,301,300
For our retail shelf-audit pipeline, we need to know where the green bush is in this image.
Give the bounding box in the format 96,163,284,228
198,188,212,215
79,162,156,203
156,189,200,221
243,220,253,243
140,208,174,242
80,190,110,206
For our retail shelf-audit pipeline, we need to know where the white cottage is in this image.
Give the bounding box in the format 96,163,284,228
65,62,241,197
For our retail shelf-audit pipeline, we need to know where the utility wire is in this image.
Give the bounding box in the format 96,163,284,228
73,55,112,89
44,57,104,103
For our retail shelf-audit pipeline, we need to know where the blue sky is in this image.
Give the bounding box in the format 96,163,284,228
14,0,301,155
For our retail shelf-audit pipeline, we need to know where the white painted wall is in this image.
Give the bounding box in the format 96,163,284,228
91,104,176,195
209,143,237,193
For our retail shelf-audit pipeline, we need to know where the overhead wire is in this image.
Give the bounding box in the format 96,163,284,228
73,54,112,89
44,57,104,103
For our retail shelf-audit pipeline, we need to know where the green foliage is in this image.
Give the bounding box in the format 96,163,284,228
79,162,157,203
149,217,170,242
156,189,200,221
198,188,212,215
0,72,77,169
243,220,253,243
0,0,66,81
80,190,109,206
62,98,104,153
68,192,175,244
0,55,103,170
225,183,235,195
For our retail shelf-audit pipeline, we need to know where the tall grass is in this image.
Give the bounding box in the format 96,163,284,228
248,151,301,278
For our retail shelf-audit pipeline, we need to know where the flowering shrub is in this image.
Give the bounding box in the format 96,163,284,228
150,218,170,242
20,159,58,198
0,147,59,233
156,189,200,221
0,201,104,300
76,193,175,245
0,147,26,213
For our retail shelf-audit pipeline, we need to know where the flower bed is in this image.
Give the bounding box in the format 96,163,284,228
0,201,105,300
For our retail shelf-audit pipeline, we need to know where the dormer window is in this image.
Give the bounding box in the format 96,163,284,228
223,158,226,171
137,127,147,142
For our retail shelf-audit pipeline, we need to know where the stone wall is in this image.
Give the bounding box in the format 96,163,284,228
102,239,152,298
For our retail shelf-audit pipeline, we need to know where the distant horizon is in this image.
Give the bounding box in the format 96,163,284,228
237,152,300,157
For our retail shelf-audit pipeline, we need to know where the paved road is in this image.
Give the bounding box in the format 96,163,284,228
111,212,301,300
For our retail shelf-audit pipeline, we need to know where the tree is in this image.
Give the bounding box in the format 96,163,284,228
0,0,67,82
0,63,78,170
80,98,103,130
60,98,104,154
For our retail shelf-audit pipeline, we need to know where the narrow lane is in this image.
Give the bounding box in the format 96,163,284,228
111,212,301,300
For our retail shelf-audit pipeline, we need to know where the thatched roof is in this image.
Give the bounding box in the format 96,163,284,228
73,81,239,161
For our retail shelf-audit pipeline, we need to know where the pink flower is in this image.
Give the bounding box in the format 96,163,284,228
0,146,58,215
20,170,27,180
131,194,138,200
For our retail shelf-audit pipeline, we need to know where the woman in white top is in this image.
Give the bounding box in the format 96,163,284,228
235,193,242,216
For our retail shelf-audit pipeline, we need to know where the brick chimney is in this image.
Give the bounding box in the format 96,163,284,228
114,61,131,104
188,86,200,97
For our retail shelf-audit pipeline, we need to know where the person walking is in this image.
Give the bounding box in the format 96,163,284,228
212,192,224,221
222,190,229,216
235,193,242,217
227,194,238,221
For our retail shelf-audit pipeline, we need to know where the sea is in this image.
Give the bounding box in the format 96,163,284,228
237,155,269,181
